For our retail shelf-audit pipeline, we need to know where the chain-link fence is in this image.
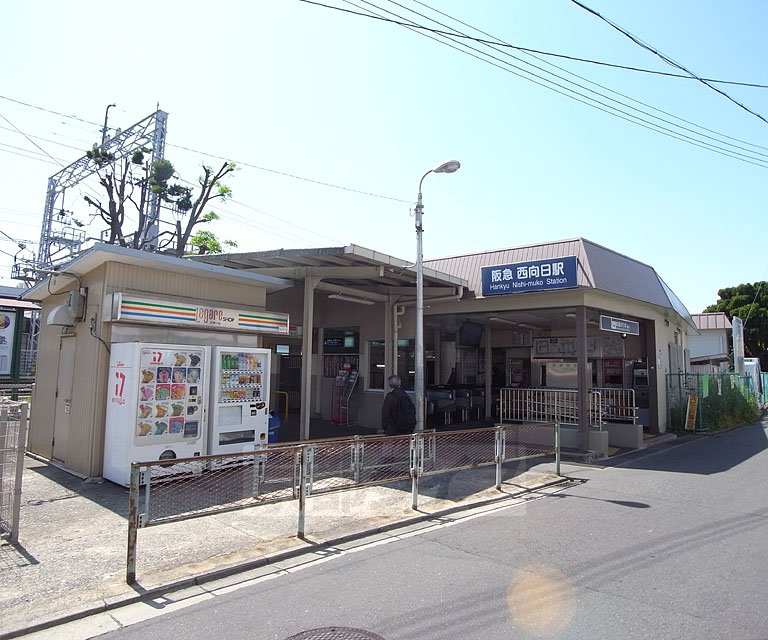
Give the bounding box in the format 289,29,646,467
0,400,28,543
127,423,560,583
667,372,759,432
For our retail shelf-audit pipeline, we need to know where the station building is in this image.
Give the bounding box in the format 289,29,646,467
23,237,695,478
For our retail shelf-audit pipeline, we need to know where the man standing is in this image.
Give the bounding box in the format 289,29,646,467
381,374,417,436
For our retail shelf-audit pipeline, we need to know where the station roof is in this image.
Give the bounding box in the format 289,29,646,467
22,243,294,300
426,237,696,328
194,244,468,301
692,312,731,330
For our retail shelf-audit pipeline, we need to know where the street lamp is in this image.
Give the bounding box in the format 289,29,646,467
414,160,461,431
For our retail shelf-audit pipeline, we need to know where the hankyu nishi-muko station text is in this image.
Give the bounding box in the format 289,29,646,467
490,261,567,285
480,256,578,296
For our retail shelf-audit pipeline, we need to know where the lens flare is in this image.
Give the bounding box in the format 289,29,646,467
506,563,577,637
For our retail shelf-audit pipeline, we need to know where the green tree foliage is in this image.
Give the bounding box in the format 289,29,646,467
705,282,768,368
83,146,235,257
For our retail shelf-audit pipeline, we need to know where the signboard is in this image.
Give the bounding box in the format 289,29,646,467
599,315,640,336
533,335,624,358
685,393,699,432
0,309,17,376
110,294,289,334
732,316,744,374
481,256,578,296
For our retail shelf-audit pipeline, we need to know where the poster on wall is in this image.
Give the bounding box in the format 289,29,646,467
134,347,206,444
0,310,17,376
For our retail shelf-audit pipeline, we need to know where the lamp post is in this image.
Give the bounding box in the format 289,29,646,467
414,160,461,431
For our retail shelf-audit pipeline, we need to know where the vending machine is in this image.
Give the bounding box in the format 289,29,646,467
103,343,210,486
209,346,271,455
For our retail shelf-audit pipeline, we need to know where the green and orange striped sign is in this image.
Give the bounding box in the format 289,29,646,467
111,294,289,334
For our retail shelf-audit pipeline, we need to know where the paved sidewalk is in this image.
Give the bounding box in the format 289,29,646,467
0,455,564,639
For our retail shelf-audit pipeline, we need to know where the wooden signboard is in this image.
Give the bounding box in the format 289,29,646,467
685,393,699,432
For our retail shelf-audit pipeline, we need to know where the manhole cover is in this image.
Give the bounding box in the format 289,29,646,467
285,628,386,640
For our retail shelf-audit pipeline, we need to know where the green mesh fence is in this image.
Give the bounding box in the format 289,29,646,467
667,373,759,432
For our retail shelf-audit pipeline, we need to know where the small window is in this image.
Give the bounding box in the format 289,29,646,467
368,338,415,391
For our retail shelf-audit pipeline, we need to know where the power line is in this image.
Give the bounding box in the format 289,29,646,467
409,0,768,154
0,94,103,128
167,142,412,203
0,112,67,168
0,145,60,166
299,0,768,88
0,125,91,152
328,0,768,168
568,0,768,126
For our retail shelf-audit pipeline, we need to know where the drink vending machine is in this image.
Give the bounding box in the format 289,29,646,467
209,346,271,455
103,343,273,486
103,343,210,487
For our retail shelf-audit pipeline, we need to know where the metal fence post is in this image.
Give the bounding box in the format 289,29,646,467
555,421,561,476
9,403,28,543
495,425,505,490
126,464,140,584
352,436,361,483
297,445,310,538
410,433,422,510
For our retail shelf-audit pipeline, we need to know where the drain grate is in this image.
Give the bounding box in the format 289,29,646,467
285,628,386,640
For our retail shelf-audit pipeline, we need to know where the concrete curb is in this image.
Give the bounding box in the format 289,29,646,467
0,476,571,640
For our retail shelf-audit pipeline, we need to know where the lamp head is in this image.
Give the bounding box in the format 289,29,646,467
433,160,461,174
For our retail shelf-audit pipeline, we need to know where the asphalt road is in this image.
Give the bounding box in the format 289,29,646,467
44,420,768,640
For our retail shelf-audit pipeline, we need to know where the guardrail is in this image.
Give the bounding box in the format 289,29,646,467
126,423,560,583
593,387,637,424
499,388,603,427
0,400,28,543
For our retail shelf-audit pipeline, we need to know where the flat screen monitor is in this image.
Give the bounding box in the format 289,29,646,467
458,322,483,347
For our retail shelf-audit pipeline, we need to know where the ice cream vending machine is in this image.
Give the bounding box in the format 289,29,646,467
103,343,210,487
209,347,271,455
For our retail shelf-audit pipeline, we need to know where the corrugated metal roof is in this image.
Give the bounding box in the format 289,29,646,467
194,244,467,299
426,237,695,326
0,297,40,310
23,243,294,301
692,312,732,330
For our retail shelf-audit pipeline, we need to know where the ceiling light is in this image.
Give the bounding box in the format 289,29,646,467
565,312,576,318
489,317,517,326
328,294,374,305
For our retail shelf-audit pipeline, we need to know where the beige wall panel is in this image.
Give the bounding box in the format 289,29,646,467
27,295,66,460
104,262,267,308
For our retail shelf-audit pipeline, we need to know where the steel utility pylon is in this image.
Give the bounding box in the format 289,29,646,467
26,109,168,278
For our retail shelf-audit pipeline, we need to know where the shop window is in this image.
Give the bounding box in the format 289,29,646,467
368,339,415,391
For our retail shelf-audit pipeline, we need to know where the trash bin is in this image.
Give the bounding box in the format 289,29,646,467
268,411,281,443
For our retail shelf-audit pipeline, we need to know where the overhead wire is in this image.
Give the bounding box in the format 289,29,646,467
368,0,768,160
300,0,768,89
173,177,345,248
409,0,768,154
324,0,768,168
167,142,411,204
568,0,768,126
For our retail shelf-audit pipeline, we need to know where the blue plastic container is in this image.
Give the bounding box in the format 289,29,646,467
268,411,281,443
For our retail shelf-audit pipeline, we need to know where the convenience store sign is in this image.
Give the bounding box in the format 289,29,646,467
110,293,289,334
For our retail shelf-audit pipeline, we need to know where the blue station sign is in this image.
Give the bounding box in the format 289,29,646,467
481,256,578,296
599,314,640,335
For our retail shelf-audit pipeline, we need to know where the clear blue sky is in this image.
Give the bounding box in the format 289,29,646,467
1,0,766,313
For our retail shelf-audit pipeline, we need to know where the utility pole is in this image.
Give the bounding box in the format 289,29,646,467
101,103,116,147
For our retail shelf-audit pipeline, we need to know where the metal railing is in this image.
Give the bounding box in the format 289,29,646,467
498,388,603,427
593,387,637,424
127,423,560,583
0,383,35,404
0,400,28,543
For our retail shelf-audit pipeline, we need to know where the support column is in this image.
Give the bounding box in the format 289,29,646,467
576,306,590,451
484,323,493,420
300,277,320,441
